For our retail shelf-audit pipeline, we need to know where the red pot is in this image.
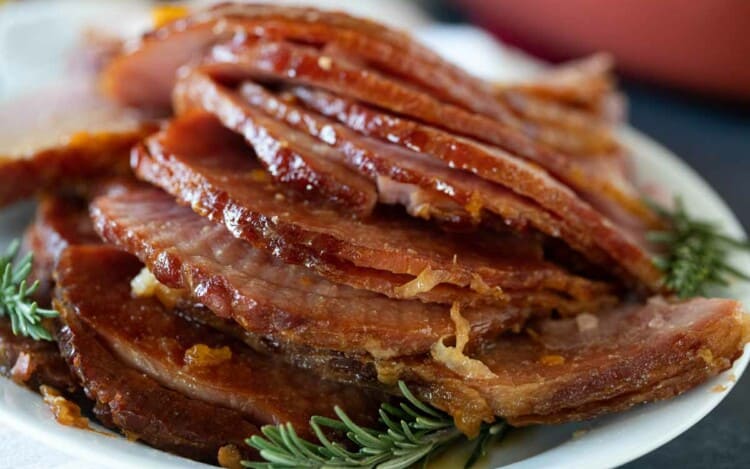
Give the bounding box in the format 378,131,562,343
457,0,750,100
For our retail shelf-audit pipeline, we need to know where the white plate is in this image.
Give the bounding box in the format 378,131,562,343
0,2,748,469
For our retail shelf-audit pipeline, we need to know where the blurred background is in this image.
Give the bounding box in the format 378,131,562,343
0,0,748,467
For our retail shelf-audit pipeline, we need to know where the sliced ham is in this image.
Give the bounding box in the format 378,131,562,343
175,71,603,247
106,4,614,156
193,294,748,436
131,112,615,307
173,70,377,215
91,188,535,357
392,297,749,431
56,297,258,463
291,87,662,290
101,4,654,225
206,39,650,219
54,245,382,434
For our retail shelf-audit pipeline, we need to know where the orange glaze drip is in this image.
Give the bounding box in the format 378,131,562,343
183,344,233,368
40,385,90,429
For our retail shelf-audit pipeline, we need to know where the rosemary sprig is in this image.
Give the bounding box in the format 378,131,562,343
244,381,507,469
648,197,750,298
0,239,58,341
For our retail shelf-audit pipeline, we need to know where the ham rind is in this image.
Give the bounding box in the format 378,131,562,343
54,245,382,434
0,81,155,208
397,297,749,431
291,87,662,291
131,112,615,306
91,188,535,357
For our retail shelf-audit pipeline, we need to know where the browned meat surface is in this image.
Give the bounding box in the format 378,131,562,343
91,188,534,357
0,318,77,393
131,112,615,310
55,245,382,436
0,81,155,208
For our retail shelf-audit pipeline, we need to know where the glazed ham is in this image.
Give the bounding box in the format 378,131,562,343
185,296,747,436
398,297,748,430
101,3,664,277
0,5,746,466
106,3,617,156
173,69,658,288
54,246,382,436
91,188,539,357
55,289,258,461
131,112,615,309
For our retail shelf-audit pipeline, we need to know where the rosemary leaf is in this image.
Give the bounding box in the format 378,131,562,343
649,198,750,298
244,381,507,468
0,239,58,341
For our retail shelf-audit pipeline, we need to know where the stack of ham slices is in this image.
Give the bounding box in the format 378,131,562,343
0,3,747,466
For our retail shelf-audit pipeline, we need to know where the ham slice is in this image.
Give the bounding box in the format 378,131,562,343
106,4,615,156
402,297,749,429
56,300,258,463
206,39,652,219
130,112,615,308
101,4,655,224
54,245,382,434
99,3,663,288
91,188,535,357
173,71,377,215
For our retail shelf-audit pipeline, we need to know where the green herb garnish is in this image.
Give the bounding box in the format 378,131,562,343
244,380,507,469
0,239,58,340
649,197,750,298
